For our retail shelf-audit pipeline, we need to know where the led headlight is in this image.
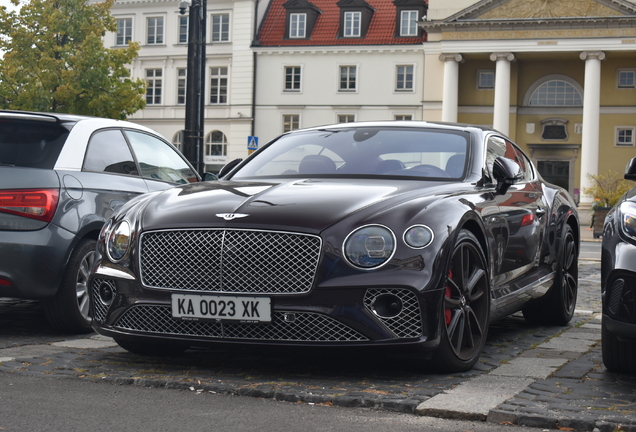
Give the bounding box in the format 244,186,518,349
344,225,396,269
619,201,636,240
107,220,131,262
403,225,434,249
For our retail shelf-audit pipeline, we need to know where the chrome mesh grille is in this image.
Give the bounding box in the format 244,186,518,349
91,279,117,323
140,229,321,294
363,288,422,338
114,305,368,342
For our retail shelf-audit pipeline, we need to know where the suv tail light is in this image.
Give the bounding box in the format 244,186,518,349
0,189,60,223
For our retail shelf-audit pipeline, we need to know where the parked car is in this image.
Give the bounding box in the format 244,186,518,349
90,121,579,372
601,157,636,373
0,110,200,333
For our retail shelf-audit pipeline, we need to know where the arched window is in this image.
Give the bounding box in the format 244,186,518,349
172,130,183,152
525,75,583,107
205,130,227,157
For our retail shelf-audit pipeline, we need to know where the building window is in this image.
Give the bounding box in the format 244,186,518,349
396,65,414,92
146,17,164,45
205,131,228,158
283,114,300,132
211,13,230,42
395,115,412,121
145,69,162,105
179,16,188,44
400,10,418,36
618,69,635,89
616,127,635,147
116,18,132,46
284,66,301,92
338,114,355,123
173,130,183,152
529,80,582,106
339,66,356,91
177,68,187,105
290,13,306,38
343,11,361,37
210,67,228,104
477,70,495,89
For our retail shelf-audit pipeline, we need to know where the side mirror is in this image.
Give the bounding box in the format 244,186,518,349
218,158,243,178
625,157,636,181
203,172,218,181
493,156,522,195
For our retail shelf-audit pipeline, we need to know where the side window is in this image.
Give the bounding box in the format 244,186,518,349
485,136,507,183
510,143,534,181
83,130,138,176
125,130,198,184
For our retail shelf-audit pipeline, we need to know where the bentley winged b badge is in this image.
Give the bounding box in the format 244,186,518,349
216,213,249,221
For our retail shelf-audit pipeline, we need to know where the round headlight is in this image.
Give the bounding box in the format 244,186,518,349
620,201,636,239
107,220,131,262
404,225,434,249
344,225,396,269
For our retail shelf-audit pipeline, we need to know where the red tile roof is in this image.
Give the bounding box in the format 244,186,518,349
257,0,427,46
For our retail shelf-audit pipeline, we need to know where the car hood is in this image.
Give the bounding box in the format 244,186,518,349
139,178,454,233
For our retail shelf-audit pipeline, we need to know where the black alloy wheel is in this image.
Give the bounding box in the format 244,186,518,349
430,230,490,372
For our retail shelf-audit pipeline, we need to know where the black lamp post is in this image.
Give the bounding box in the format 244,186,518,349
179,0,206,176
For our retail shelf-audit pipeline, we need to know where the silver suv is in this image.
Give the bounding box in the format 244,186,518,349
0,110,199,333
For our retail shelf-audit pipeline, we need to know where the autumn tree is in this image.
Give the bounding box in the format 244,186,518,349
0,0,146,119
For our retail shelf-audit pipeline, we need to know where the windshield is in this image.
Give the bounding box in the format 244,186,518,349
231,127,469,180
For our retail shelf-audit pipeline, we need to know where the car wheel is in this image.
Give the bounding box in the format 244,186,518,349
523,224,577,326
429,230,490,372
115,338,189,356
43,238,96,334
602,319,636,374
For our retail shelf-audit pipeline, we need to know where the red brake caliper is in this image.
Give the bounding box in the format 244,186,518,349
445,269,453,326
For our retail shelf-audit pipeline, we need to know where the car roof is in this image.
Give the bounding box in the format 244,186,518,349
0,110,91,124
291,120,499,135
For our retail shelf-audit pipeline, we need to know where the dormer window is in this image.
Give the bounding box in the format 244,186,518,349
337,0,375,39
393,0,426,38
283,0,321,40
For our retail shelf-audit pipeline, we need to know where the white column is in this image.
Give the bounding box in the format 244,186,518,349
490,52,515,136
439,54,463,123
579,51,605,206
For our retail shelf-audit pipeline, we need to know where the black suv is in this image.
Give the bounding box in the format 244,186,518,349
0,110,199,333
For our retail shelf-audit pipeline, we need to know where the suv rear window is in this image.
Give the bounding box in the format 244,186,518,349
0,119,70,169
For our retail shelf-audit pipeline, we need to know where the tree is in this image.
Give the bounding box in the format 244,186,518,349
0,0,146,119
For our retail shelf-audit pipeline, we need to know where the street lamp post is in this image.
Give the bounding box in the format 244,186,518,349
180,0,206,176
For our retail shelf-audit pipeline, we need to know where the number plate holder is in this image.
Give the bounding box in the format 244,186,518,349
171,294,272,323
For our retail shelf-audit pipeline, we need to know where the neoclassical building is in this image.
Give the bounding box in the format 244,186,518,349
421,0,636,206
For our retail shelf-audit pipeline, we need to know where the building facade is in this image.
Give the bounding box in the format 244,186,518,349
421,0,636,205
106,0,257,173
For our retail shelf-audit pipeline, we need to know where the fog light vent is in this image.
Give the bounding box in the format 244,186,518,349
363,288,422,338
609,279,625,315
91,279,117,323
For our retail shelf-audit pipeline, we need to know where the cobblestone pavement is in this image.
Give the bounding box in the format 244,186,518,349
0,256,634,432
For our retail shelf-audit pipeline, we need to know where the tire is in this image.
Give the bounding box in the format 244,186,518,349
115,338,189,356
429,230,490,372
44,238,96,334
602,319,636,374
523,224,578,326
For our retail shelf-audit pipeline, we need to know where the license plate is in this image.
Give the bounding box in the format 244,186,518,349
171,294,271,323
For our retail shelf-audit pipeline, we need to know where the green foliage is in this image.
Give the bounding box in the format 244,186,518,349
583,170,633,209
0,0,146,119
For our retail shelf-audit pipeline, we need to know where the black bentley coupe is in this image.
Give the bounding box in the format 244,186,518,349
90,122,579,372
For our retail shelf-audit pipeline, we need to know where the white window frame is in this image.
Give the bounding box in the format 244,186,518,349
205,131,228,165
211,13,230,42
209,66,228,104
400,10,418,36
178,15,189,44
617,69,636,89
290,13,306,38
283,114,300,133
338,65,357,92
477,70,495,90
172,130,184,152
337,114,356,123
145,68,163,105
177,68,187,105
616,126,635,147
395,64,415,92
343,11,361,37
116,17,133,46
283,65,302,92
394,114,413,121
146,16,164,45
